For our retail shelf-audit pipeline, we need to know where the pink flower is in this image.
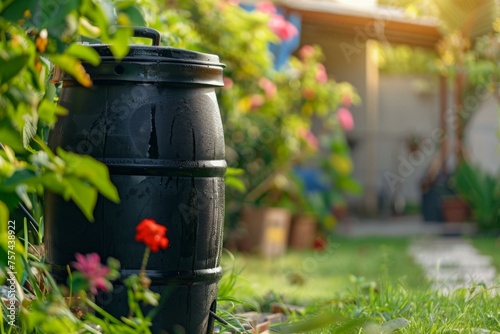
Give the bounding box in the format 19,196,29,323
268,14,298,41
337,108,354,131
72,253,110,295
259,77,277,98
298,128,319,150
341,94,352,108
316,64,328,83
249,94,265,109
255,1,277,14
223,77,234,89
218,0,239,10
299,45,315,60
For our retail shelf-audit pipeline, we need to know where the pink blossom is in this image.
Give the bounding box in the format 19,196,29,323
268,14,298,41
249,94,265,109
259,77,277,98
316,64,328,83
223,77,234,89
341,94,352,108
337,108,354,131
299,45,315,60
302,129,318,150
72,253,110,295
255,1,277,14
217,0,239,10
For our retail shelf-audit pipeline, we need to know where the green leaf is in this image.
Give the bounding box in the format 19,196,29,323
67,272,89,294
22,112,38,148
0,119,25,153
0,201,7,229
38,99,68,125
65,43,101,66
0,201,26,282
338,177,363,194
56,148,120,204
108,24,132,60
0,0,37,23
2,169,37,188
47,54,92,87
119,4,146,27
226,167,245,176
0,55,30,86
15,184,32,210
40,172,71,200
66,176,98,222
225,176,246,192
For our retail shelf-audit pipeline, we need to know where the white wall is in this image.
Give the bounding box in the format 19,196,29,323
464,94,500,176
377,74,441,210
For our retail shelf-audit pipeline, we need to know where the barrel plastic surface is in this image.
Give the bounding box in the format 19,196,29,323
45,28,225,334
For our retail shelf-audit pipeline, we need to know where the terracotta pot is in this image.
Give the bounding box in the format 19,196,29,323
288,214,317,250
441,196,471,222
238,206,291,257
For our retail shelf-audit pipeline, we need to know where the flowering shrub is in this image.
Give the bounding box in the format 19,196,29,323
0,218,167,333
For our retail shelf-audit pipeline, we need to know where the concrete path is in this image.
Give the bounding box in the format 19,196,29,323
335,215,477,238
335,215,497,292
409,238,497,292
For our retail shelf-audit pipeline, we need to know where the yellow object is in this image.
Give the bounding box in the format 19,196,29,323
329,155,353,175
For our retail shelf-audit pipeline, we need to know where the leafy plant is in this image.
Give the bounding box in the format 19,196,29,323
451,161,500,231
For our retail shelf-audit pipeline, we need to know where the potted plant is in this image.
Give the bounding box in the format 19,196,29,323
450,161,500,232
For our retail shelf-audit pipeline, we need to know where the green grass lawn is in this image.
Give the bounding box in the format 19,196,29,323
218,235,500,333
222,236,427,306
471,236,500,270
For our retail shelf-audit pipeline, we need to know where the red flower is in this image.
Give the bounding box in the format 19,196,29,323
135,219,169,252
314,237,327,251
72,253,111,295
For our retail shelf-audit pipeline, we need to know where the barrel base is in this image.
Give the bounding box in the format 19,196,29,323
97,281,219,334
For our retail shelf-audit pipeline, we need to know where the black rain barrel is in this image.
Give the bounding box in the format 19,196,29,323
45,27,225,333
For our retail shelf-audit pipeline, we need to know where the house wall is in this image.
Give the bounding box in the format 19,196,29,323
377,74,441,213
464,94,500,175
300,20,442,215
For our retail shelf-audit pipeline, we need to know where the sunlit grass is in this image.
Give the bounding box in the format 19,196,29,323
224,236,427,306
471,236,500,271
219,236,500,333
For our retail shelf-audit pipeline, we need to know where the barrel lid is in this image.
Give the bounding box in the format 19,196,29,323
53,27,225,85
88,27,224,67
89,44,224,66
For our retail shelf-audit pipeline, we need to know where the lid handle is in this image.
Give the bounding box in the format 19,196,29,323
132,27,160,46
